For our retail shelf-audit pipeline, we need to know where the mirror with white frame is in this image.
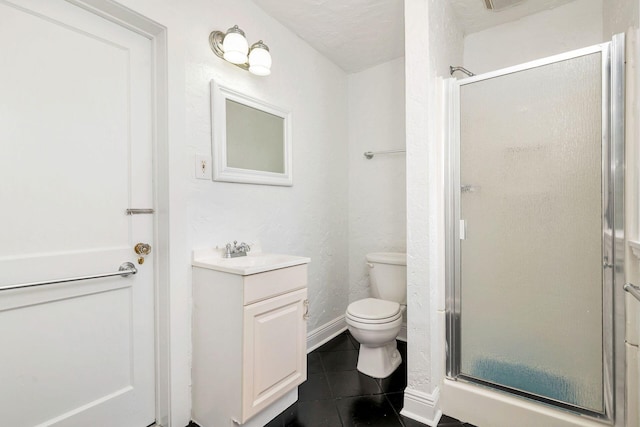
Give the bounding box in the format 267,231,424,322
211,80,292,186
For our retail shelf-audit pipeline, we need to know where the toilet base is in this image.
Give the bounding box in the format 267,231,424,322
356,341,402,379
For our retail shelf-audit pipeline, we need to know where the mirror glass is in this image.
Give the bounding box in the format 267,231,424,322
226,99,285,173
211,80,292,186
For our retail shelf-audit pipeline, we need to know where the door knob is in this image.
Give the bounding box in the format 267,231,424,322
134,243,151,264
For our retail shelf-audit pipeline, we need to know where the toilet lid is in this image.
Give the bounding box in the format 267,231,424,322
347,298,401,321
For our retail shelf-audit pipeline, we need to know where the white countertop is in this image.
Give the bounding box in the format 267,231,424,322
192,247,310,276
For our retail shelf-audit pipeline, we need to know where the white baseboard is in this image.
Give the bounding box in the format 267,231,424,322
400,387,442,427
306,315,347,353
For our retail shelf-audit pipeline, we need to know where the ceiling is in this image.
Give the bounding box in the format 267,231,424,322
251,0,404,74
251,0,578,74
450,0,577,34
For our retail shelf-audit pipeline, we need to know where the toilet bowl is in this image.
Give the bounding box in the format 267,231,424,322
346,298,405,378
346,252,407,379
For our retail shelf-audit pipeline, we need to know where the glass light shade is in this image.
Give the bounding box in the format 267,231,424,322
249,43,272,76
222,27,248,64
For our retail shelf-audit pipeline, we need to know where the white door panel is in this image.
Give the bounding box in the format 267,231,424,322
0,0,155,425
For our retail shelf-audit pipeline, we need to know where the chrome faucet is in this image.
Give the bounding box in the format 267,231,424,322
224,241,251,258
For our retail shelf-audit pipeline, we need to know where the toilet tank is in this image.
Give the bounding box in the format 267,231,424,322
366,252,406,304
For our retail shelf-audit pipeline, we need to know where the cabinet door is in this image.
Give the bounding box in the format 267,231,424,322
242,288,308,422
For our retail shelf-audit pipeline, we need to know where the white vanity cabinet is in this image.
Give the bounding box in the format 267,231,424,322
192,252,310,427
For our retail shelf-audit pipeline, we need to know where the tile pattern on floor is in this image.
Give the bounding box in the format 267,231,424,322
264,331,477,427
187,332,476,427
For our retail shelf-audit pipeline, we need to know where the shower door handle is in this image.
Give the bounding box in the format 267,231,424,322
461,184,480,193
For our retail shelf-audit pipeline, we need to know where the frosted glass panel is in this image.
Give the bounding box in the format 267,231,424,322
459,53,603,412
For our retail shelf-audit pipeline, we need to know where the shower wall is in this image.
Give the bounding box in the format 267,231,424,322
604,0,640,39
460,2,640,424
407,0,640,423
463,0,603,74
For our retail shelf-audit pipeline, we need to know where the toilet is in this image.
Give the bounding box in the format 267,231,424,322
346,252,406,378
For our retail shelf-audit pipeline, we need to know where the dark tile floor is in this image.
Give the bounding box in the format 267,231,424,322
187,331,475,427
263,331,476,427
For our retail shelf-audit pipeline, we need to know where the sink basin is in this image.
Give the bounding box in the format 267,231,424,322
192,249,310,276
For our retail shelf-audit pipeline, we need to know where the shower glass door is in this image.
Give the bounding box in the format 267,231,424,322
449,45,615,417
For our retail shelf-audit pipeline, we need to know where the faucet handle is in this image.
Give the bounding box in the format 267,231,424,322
224,241,250,257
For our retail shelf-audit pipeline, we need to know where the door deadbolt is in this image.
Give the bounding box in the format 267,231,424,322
135,243,152,264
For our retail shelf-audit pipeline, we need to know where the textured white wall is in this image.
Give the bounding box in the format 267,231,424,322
604,0,639,39
464,0,604,75
404,0,431,401
348,57,406,304
112,0,349,425
404,0,463,420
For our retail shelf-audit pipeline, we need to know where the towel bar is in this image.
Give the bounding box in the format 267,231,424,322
0,262,137,292
624,282,640,302
364,149,406,159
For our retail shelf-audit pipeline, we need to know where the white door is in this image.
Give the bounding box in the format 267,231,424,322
0,1,155,426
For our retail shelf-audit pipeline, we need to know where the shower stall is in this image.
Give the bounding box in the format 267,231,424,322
444,35,625,426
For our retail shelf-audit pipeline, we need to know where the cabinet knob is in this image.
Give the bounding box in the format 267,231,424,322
303,299,309,320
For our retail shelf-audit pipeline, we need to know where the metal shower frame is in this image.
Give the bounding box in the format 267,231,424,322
444,34,626,425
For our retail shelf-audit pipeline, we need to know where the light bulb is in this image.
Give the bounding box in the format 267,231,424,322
248,41,272,76
222,25,248,64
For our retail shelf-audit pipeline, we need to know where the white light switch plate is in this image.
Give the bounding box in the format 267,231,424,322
195,155,212,180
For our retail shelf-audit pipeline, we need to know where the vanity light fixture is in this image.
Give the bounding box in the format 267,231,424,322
209,25,272,76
